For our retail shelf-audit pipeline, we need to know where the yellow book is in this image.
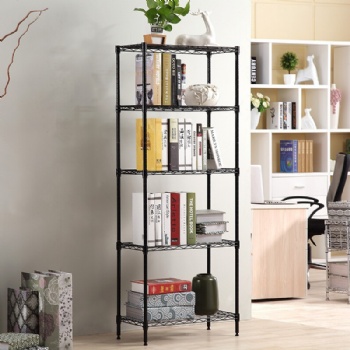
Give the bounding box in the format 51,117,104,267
162,53,172,105
155,118,162,171
308,140,313,172
300,139,305,172
305,139,309,172
136,118,156,171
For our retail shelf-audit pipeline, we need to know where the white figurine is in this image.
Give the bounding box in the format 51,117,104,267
301,108,317,129
175,10,217,46
295,55,319,85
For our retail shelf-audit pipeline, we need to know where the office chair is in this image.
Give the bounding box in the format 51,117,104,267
282,152,350,289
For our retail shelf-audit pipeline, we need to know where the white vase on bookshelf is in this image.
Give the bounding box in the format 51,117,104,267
251,108,260,129
330,84,341,129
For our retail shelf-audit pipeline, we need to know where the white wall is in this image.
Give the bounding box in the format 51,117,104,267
0,0,251,336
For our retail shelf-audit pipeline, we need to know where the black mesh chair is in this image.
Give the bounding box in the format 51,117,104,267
282,152,350,288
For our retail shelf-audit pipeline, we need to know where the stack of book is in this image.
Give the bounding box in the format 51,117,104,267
0,333,47,350
135,52,184,107
196,209,228,243
136,118,223,171
132,192,196,247
280,139,313,173
126,278,195,322
266,101,297,129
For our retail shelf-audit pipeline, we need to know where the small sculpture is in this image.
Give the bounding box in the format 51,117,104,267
301,108,317,129
295,55,319,85
175,10,217,46
184,84,219,106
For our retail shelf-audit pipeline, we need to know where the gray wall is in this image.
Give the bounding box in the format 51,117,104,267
0,0,251,335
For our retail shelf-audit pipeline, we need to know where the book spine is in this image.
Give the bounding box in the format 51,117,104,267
300,139,305,172
136,118,156,171
202,127,208,171
176,58,182,106
208,127,223,169
135,54,143,106
161,119,168,171
280,140,298,173
305,139,309,172
184,119,192,170
309,140,313,172
161,192,171,246
196,124,203,171
186,192,196,245
170,192,180,245
154,192,162,246
144,281,192,295
179,192,187,245
267,102,283,129
192,128,197,171
283,102,287,129
155,118,162,171
251,56,257,84
162,53,172,105
132,193,144,246
148,193,156,246
168,118,179,171
286,101,292,129
178,118,186,171
297,140,302,173
171,54,177,105
181,63,187,105
152,52,162,106
292,101,297,129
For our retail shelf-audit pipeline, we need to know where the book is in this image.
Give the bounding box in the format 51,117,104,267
127,290,196,307
161,192,171,246
207,127,223,169
0,333,39,350
283,102,292,129
266,102,283,129
135,53,162,106
162,53,172,105
306,139,313,172
168,118,179,171
170,192,180,245
171,54,177,105
136,118,158,171
297,140,304,173
179,192,187,245
202,127,209,171
130,278,192,295
196,221,228,234
251,56,257,84
178,118,186,170
196,209,225,223
186,192,196,245
192,127,197,171
292,101,297,129
300,139,306,172
154,192,162,246
148,193,156,246
154,118,162,171
196,124,203,171
181,63,187,105
126,303,195,322
161,119,168,171
176,58,182,106
280,140,298,173
184,119,193,170
132,192,156,246
196,232,223,244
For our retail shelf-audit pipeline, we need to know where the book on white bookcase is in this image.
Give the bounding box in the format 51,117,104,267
154,192,162,246
184,119,193,170
179,192,187,245
207,127,223,169
196,124,203,171
178,118,186,171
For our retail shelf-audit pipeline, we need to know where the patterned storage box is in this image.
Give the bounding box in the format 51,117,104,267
328,201,350,220
325,219,350,250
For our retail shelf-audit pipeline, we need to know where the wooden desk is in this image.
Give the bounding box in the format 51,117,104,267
251,204,308,300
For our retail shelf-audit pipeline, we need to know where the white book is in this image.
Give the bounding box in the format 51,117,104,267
148,193,156,246
192,128,197,171
266,101,283,129
196,123,203,171
202,127,209,171
132,192,155,247
161,192,171,246
178,118,186,170
161,119,168,171
184,119,193,170
179,192,187,245
207,127,223,169
154,192,162,246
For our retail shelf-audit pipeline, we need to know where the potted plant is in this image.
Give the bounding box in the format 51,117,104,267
250,92,270,129
280,51,299,85
134,0,191,32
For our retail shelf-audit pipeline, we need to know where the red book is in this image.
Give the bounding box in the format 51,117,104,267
131,277,192,295
170,192,180,245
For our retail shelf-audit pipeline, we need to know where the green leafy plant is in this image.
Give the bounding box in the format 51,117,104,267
280,51,299,74
134,0,190,32
251,92,270,112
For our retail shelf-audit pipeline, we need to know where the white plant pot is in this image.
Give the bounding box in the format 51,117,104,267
251,108,261,129
283,74,296,85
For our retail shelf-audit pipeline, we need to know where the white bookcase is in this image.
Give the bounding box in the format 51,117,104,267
250,39,350,256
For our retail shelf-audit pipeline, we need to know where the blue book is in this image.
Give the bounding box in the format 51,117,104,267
280,140,298,172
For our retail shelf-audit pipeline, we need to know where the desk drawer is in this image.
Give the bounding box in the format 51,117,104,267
272,175,328,197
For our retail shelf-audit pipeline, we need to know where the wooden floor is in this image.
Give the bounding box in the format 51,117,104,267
74,269,350,349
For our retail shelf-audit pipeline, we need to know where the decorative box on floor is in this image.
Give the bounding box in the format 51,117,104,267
21,270,73,350
7,288,39,334
325,203,350,303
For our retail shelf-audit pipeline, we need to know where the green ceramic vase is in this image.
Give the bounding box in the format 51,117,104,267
192,273,219,315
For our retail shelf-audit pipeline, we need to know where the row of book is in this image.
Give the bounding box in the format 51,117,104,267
280,139,314,173
126,278,195,322
135,52,185,106
267,101,297,130
136,118,223,172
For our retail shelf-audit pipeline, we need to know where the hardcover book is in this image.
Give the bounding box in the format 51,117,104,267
170,192,180,245
168,118,179,171
186,192,196,245
125,303,195,322
161,192,171,246
161,119,168,171
154,192,162,246
196,221,229,234
135,53,162,106
184,119,193,170
171,54,177,105
176,58,182,106
196,209,225,223
202,127,208,171
196,124,203,171
266,102,283,129
179,192,187,245
196,232,223,244
130,278,192,295
207,127,223,169
162,53,172,105
0,333,39,350
251,56,257,84
127,290,196,307
192,127,197,171
280,139,298,173
178,118,186,171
